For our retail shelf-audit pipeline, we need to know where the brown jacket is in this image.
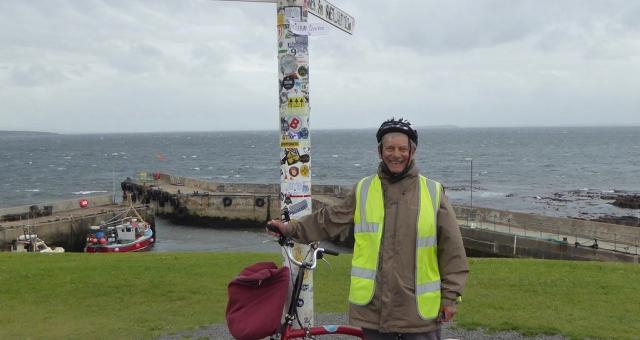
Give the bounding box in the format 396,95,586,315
287,164,469,333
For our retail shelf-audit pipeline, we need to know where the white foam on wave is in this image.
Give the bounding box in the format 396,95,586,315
23,189,41,192
73,190,108,195
479,191,506,198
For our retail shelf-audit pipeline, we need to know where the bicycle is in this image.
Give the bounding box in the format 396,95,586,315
265,224,364,339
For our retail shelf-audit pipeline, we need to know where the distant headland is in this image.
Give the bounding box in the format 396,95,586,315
0,131,60,136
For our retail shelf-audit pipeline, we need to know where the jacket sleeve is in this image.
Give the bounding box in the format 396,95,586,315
287,185,357,244
437,192,469,306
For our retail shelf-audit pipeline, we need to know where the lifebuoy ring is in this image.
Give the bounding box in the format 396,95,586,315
255,197,265,207
223,197,233,207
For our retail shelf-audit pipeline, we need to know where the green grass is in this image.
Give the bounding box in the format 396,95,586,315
457,258,640,339
0,254,638,339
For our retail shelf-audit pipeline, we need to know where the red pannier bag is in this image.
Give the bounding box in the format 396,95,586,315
226,262,290,340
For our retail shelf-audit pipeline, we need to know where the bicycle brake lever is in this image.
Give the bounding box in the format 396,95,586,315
321,257,333,270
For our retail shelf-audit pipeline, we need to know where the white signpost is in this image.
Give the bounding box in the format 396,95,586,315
307,0,354,35
216,0,354,329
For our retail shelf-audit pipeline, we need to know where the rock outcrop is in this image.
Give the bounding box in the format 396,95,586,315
611,194,640,209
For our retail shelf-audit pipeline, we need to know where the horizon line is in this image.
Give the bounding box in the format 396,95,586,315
2,124,640,135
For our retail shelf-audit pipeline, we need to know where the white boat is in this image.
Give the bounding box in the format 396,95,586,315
11,233,65,253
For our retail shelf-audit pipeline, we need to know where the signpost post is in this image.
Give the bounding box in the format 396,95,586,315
216,0,354,329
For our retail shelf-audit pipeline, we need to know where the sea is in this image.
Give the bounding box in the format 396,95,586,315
1,127,639,251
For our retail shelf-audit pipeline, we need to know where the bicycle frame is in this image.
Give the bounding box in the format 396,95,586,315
270,238,363,339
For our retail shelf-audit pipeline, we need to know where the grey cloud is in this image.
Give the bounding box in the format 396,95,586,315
106,42,165,74
8,65,68,87
1,0,639,132
618,4,640,30
350,1,638,55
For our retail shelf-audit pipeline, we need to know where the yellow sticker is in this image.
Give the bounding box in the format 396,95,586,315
300,164,309,177
288,97,306,108
281,140,300,148
285,148,300,165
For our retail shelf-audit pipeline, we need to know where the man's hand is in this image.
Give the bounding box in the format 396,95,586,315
437,304,456,323
266,219,288,237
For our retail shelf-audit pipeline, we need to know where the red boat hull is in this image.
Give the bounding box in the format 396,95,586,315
85,234,155,253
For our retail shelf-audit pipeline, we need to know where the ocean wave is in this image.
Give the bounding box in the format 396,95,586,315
22,189,41,192
73,190,109,195
479,191,506,198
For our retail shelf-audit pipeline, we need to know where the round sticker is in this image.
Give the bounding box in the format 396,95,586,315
289,166,299,177
282,76,295,90
280,54,297,75
288,116,302,131
300,164,309,177
298,65,308,77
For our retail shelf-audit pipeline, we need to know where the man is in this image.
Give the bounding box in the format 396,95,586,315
269,118,468,340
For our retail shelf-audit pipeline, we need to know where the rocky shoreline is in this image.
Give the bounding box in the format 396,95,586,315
527,191,640,227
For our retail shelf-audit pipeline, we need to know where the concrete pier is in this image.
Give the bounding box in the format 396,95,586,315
122,173,346,229
0,194,153,252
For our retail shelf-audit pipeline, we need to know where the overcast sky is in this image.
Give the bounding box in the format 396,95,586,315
1,0,639,133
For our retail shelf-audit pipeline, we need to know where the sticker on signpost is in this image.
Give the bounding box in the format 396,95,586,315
280,115,310,141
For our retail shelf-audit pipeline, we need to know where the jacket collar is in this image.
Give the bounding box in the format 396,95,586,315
377,160,418,183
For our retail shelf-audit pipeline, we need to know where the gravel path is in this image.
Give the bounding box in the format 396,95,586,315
155,313,567,339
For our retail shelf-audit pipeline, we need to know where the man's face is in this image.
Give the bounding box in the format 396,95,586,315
379,132,414,174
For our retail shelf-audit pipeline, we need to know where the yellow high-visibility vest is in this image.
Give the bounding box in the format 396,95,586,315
349,174,442,319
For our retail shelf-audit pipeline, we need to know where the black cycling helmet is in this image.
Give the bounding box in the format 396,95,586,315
376,118,418,146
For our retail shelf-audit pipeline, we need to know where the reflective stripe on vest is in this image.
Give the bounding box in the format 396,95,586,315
349,174,442,320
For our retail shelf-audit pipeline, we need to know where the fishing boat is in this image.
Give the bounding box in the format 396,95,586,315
11,229,65,253
84,206,155,253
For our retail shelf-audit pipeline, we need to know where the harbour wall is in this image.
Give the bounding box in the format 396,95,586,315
454,206,640,248
123,173,347,227
0,195,115,222
0,195,153,252
461,227,638,263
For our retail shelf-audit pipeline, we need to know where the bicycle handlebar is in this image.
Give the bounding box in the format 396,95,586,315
266,222,339,269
